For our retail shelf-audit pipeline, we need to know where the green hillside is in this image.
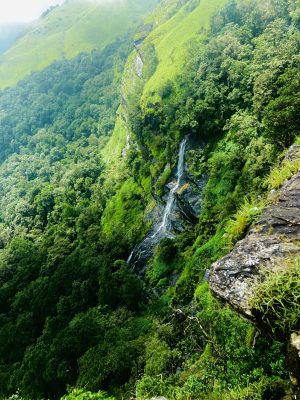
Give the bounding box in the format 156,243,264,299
0,0,299,399
141,0,227,104
106,0,228,183
0,0,158,89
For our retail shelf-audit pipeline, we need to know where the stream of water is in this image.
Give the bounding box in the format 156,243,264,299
127,137,188,269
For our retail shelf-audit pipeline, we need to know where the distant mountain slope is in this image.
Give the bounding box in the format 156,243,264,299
0,23,26,54
0,0,158,89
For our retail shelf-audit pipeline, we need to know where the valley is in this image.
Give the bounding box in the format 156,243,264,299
0,0,299,399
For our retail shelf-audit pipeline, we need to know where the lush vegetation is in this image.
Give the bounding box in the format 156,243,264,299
0,0,158,89
251,257,300,336
0,0,299,399
0,36,149,399
118,0,300,397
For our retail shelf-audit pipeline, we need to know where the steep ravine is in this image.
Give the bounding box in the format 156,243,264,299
127,136,206,271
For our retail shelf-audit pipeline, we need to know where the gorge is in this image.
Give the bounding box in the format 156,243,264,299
127,136,198,270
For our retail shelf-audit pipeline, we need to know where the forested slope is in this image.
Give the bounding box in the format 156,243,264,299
0,0,299,399
0,0,158,89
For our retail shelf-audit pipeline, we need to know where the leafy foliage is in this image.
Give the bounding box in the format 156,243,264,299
61,388,115,400
0,36,149,399
0,0,298,399
251,257,300,336
0,0,159,89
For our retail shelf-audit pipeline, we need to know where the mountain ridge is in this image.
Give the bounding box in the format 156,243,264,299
0,0,159,89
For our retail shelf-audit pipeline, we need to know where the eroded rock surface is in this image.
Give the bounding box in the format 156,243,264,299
209,146,300,320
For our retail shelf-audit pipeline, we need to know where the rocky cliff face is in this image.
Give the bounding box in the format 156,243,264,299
209,145,300,393
209,145,300,318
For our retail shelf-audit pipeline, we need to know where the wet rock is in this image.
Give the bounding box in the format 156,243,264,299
128,136,206,269
134,52,143,78
163,175,206,233
176,176,206,223
134,24,153,49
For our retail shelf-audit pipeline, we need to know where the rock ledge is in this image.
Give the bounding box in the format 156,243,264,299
209,146,300,320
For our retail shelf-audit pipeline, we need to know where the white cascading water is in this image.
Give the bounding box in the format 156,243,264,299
127,137,188,268
152,136,187,237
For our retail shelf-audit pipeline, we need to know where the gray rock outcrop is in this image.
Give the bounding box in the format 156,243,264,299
209,146,300,393
209,146,300,320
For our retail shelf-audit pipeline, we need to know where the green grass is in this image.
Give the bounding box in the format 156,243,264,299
224,197,267,246
0,0,158,89
250,256,300,335
268,148,300,189
100,107,134,194
141,0,227,105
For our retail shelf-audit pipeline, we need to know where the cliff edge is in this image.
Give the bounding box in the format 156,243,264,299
209,145,300,390
209,145,300,318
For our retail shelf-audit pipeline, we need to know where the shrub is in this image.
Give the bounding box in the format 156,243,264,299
221,376,287,400
268,153,300,190
61,388,115,400
263,66,300,148
136,375,175,400
224,197,266,246
155,238,176,263
250,257,300,336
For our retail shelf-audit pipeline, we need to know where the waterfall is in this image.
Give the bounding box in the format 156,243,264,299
127,137,188,269
151,136,187,238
